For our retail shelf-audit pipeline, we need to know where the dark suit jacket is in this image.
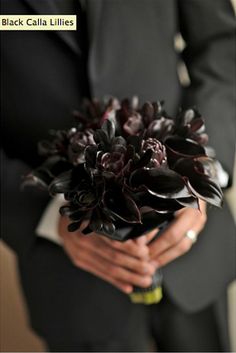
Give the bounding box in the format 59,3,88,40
1,0,236,341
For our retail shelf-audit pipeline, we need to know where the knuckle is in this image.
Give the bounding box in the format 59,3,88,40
136,246,149,258
112,251,121,263
120,270,133,283
123,243,135,254
126,272,137,283
139,262,147,273
139,262,153,274
109,265,117,277
179,240,191,253
168,230,180,243
125,272,151,287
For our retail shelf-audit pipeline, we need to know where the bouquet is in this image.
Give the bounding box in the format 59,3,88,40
23,98,223,304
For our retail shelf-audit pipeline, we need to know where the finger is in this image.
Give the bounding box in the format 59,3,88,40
149,207,206,259
135,228,159,246
77,248,153,289
151,210,207,267
76,235,156,275
74,255,134,294
63,236,133,293
66,234,153,288
101,236,150,260
145,228,159,244
108,262,153,288
153,236,193,268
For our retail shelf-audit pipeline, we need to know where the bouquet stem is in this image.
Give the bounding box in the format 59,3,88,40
129,269,163,305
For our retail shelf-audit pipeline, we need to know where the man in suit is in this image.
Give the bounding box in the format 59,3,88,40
1,0,235,351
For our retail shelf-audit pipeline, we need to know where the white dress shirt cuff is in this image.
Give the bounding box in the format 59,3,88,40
36,194,65,246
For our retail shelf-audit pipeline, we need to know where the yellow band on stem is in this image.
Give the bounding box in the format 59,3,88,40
129,286,163,305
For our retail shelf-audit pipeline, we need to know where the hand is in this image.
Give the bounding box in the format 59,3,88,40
149,200,207,268
58,216,157,294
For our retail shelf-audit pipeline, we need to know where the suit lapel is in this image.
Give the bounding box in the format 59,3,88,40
22,0,80,56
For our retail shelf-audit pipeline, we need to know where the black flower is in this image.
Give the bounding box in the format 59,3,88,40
23,99,223,241
141,138,167,168
68,128,95,165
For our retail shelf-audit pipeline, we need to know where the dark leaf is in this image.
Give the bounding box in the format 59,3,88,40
45,158,72,177
38,140,56,156
130,167,191,199
22,155,70,189
101,220,116,236
59,205,72,216
141,102,154,125
61,204,90,221
93,129,109,145
165,136,206,167
125,144,135,162
176,197,199,209
48,166,86,195
81,224,93,235
113,136,126,146
85,145,97,169
22,169,52,190
127,135,142,154
68,220,83,232
102,119,116,141
173,158,223,207
138,193,183,213
133,149,153,169
186,179,223,207
190,118,204,132
95,212,116,237
49,170,73,195
165,136,206,158
88,208,104,232
119,211,173,240
103,189,141,223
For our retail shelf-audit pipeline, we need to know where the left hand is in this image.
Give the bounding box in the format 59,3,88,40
148,200,207,268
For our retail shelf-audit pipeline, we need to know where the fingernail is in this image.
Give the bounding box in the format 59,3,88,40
124,286,133,294
136,235,148,245
143,277,153,287
150,267,156,275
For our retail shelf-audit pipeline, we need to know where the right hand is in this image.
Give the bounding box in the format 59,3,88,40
58,216,157,294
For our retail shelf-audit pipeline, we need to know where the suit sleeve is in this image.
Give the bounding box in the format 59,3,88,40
178,0,236,184
1,149,50,257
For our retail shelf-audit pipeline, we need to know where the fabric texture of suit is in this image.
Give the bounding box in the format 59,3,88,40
1,0,236,351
